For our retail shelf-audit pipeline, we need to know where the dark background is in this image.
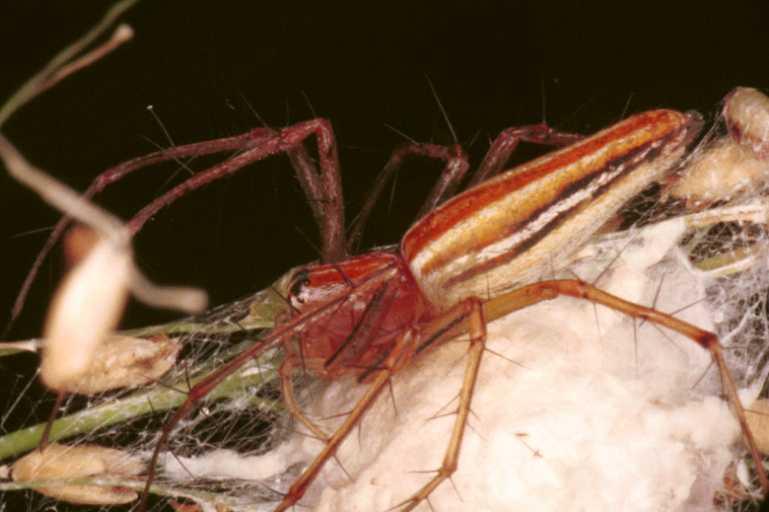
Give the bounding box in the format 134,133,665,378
1,1,769,510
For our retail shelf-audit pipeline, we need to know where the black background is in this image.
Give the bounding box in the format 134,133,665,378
1,1,769,511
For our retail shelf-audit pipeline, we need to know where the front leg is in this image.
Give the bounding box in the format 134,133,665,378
10,120,349,332
128,119,345,257
271,298,486,512
392,297,486,511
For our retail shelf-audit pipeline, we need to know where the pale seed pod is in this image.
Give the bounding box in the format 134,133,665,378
666,87,769,208
59,334,181,395
666,137,769,207
11,443,143,505
40,228,131,391
724,87,769,159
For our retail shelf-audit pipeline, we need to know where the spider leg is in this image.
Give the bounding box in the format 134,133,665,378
397,277,769,509
468,123,583,187
392,297,486,512
475,279,769,493
135,263,398,511
286,143,347,261
273,297,486,512
347,143,469,253
8,128,273,332
279,358,330,442
126,119,344,261
273,361,394,512
10,120,348,332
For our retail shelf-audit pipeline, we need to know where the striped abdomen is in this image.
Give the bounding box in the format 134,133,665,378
402,110,702,309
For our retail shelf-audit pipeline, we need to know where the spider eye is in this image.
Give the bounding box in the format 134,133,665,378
289,269,311,304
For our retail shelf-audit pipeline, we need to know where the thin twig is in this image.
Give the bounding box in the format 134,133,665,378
0,0,139,126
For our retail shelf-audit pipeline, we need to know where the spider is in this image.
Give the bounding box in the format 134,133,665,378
10,97,769,511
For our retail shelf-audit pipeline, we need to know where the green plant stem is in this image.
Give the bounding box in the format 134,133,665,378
0,338,280,461
0,285,287,461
